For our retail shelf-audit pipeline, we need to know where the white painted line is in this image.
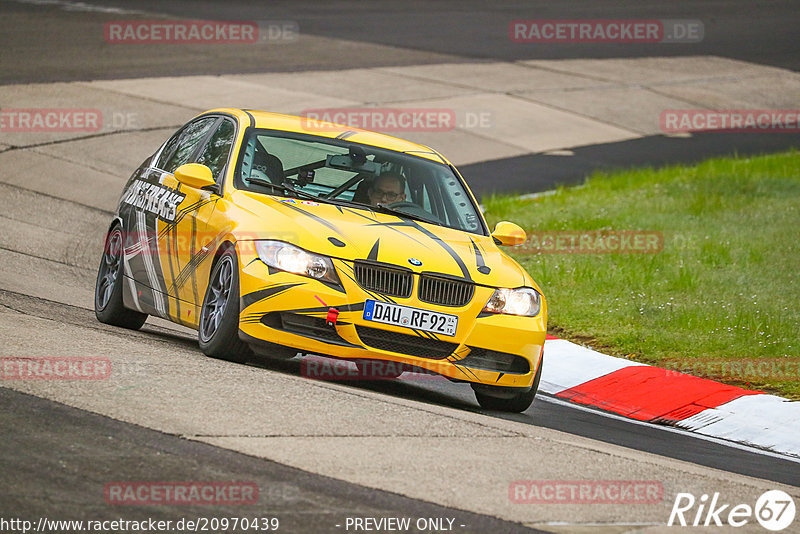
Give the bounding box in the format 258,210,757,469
542,522,663,527
677,394,800,457
537,394,800,463
8,0,148,15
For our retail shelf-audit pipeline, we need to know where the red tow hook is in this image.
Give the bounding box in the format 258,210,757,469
326,307,340,328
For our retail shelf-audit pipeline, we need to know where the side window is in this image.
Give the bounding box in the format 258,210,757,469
160,117,218,174
195,119,235,182
155,131,182,170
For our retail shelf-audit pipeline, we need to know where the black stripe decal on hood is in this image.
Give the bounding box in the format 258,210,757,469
341,207,428,247
277,201,342,235
367,239,380,261
470,236,491,275
407,220,472,281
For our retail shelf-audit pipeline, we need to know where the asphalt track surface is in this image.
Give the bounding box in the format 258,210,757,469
1,0,799,532
0,386,546,533
3,0,800,196
2,287,799,489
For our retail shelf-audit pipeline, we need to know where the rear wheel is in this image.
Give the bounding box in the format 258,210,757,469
95,225,148,330
198,248,252,363
472,353,543,413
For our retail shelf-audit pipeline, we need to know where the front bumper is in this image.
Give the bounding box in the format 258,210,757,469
236,246,546,388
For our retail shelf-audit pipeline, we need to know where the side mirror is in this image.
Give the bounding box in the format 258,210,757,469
491,221,527,246
174,163,218,192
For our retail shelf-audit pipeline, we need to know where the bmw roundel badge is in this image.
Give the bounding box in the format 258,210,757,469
408,258,423,266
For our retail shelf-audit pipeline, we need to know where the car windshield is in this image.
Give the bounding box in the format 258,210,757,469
235,130,486,235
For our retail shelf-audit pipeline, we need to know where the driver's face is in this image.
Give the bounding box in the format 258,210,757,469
368,177,405,205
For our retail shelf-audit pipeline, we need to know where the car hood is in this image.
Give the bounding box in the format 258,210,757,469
230,191,529,288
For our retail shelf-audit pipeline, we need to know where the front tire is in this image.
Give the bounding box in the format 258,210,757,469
95,225,148,330
472,353,543,413
198,248,252,364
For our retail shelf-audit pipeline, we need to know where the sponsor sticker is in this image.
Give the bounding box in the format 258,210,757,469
121,179,186,222
279,199,319,206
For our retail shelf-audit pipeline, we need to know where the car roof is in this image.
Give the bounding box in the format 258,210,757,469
200,108,450,164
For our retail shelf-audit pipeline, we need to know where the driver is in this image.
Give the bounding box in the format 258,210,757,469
367,172,407,206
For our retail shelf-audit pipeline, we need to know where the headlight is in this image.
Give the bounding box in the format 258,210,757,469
254,240,339,284
483,287,541,317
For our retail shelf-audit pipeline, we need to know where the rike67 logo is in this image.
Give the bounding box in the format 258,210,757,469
668,490,796,531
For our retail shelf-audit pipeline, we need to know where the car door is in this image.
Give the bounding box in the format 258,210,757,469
122,116,219,323
157,116,237,327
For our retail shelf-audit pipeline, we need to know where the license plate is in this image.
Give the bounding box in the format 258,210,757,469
363,300,458,337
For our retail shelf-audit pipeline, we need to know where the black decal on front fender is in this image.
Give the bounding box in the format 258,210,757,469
240,283,304,310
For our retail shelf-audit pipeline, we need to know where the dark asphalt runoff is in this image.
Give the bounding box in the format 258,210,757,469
462,131,800,197
2,0,798,85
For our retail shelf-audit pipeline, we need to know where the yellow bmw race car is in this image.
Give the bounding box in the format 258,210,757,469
95,108,547,412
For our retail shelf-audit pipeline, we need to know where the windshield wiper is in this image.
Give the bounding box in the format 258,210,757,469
246,177,319,200
364,202,440,226
279,181,322,201
246,177,353,208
